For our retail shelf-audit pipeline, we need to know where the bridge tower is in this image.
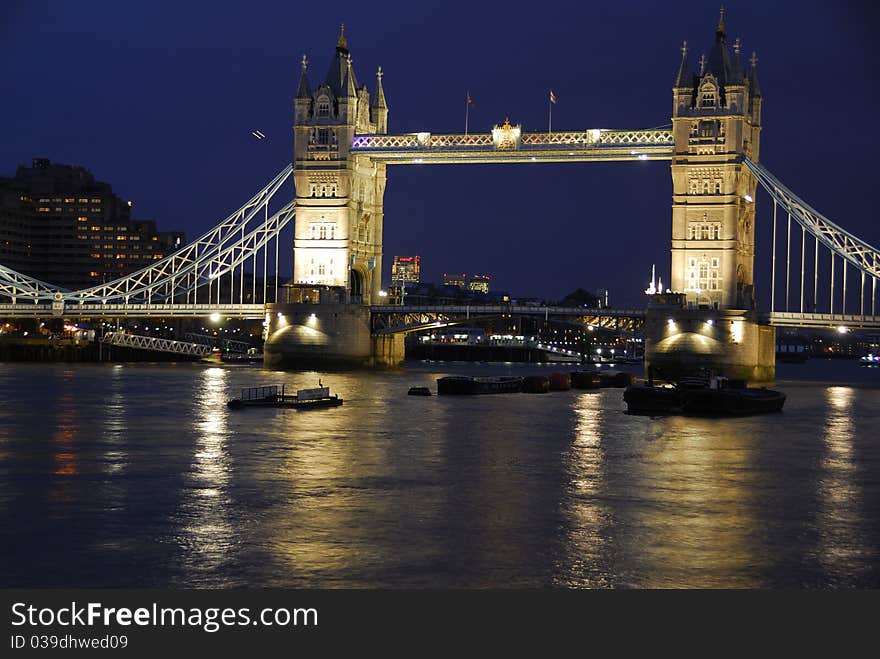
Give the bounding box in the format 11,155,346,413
670,8,761,310
266,26,400,368
292,25,388,305
646,9,775,381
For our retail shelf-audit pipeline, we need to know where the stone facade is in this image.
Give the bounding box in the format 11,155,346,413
648,11,774,382
670,12,762,311
292,27,388,306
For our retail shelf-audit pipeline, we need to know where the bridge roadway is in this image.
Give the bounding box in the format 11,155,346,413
0,303,268,319
1,301,878,332
370,304,646,334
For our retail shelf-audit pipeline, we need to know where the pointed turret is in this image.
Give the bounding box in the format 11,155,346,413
296,54,312,99
324,23,352,97
748,51,761,98
731,37,745,83
371,67,388,134
343,54,358,99
372,67,387,109
674,41,692,88
294,54,312,124
706,6,734,87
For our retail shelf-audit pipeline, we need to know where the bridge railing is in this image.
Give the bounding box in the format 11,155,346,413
351,128,673,152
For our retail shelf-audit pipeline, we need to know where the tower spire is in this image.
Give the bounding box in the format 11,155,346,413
674,40,692,88
717,5,726,35
337,22,348,50
372,66,387,109
749,51,762,98
295,53,311,100
343,53,358,98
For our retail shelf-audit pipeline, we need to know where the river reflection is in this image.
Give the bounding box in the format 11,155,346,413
0,361,877,587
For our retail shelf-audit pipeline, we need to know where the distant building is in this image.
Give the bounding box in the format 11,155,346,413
442,272,467,288
595,288,610,308
0,158,184,289
391,255,421,284
468,274,490,294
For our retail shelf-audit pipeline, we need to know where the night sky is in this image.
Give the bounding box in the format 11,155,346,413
2,1,878,306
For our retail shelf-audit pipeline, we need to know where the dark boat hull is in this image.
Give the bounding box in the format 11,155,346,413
437,376,523,395
227,395,343,410
624,385,785,416
623,385,682,414
682,388,785,416
571,371,602,389
522,375,550,394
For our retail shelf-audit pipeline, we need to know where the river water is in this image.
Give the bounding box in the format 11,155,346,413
0,359,878,588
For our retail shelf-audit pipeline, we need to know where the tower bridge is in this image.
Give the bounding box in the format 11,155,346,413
2,11,879,377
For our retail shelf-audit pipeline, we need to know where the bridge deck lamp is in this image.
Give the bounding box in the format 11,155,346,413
210,312,221,323
837,325,849,334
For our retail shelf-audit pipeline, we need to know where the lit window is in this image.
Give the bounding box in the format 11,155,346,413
316,95,331,117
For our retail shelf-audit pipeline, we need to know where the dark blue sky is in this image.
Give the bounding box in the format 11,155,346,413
2,1,878,305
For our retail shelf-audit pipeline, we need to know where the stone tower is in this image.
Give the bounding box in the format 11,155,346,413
645,9,774,382
292,25,388,304
670,8,762,310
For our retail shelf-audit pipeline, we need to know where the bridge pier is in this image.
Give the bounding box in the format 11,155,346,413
643,302,775,383
264,302,402,369
370,333,405,369
264,303,372,369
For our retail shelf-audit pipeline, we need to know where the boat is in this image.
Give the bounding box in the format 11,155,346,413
571,371,602,389
408,386,432,396
221,348,264,363
599,370,634,388
548,372,571,391
623,375,785,417
437,376,523,395
521,375,550,394
227,383,343,409
859,354,880,366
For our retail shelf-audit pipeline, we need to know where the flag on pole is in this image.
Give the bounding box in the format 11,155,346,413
549,90,557,104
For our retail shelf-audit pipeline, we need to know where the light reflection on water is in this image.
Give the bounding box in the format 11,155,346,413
0,360,877,588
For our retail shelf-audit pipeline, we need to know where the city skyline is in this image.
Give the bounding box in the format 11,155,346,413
1,2,878,304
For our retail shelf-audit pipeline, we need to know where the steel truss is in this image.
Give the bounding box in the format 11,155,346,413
746,158,880,280
746,157,880,324
101,331,213,357
0,165,294,306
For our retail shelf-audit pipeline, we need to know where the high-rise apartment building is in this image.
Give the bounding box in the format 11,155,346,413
0,158,185,289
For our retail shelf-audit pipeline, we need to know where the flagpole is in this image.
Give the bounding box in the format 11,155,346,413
549,98,552,134
465,91,469,136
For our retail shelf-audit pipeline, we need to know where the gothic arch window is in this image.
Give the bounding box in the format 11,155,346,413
699,78,718,109
316,94,331,118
